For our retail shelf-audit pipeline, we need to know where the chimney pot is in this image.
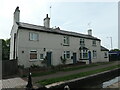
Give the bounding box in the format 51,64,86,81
46,14,48,18
88,29,92,36
44,14,50,28
14,6,20,24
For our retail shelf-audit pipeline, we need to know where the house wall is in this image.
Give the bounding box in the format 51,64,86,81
0,39,2,60
17,29,80,67
100,51,109,62
10,23,18,60
15,28,103,68
84,39,101,63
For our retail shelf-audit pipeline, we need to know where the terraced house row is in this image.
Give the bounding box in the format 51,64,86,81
10,7,109,68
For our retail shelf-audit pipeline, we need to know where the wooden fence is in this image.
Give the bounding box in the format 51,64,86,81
2,59,18,77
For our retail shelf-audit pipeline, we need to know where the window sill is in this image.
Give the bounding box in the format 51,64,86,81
40,59,44,61
29,59,39,62
29,40,39,41
79,59,88,60
63,44,69,46
67,58,71,60
92,45,97,46
80,44,85,46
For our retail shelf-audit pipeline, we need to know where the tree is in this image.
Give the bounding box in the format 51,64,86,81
2,38,10,60
110,49,120,51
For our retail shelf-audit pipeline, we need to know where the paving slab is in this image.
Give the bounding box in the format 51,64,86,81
2,77,27,88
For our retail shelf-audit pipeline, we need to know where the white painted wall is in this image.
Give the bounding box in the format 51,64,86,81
10,26,109,68
17,29,81,67
100,51,109,62
82,38,101,63
10,23,18,60
15,28,106,68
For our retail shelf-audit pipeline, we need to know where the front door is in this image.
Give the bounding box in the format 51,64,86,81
46,52,52,66
73,53,77,64
88,51,91,64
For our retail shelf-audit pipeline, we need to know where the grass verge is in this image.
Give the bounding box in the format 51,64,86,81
37,64,120,85
31,62,113,77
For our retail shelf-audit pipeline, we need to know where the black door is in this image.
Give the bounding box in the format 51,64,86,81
46,52,52,66
88,51,91,64
73,53,77,64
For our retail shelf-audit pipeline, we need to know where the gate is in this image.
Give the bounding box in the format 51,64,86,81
2,59,18,77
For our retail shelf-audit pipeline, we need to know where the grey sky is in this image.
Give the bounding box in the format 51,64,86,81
0,0,118,50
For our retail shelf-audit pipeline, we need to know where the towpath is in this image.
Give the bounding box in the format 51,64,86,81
23,61,120,84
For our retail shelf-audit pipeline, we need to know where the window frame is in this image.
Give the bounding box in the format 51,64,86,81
92,40,97,46
63,51,70,59
30,50,38,60
29,32,39,41
80,38,85,46
80,49,88,60
40,53,44,60
93,50,97,58
104,52,108,58
63,36,69,46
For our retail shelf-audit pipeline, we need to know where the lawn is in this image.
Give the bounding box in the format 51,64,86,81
37,64,120,85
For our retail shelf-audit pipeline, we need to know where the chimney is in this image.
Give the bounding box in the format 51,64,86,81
88,29,92,36
14,6,20,24
44,14,50,28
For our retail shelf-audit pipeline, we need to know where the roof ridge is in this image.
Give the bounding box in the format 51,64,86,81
17,22,100,41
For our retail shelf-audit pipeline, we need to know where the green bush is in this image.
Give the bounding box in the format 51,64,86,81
60,56,66,65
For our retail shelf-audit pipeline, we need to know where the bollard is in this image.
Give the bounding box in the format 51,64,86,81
26,68,33,90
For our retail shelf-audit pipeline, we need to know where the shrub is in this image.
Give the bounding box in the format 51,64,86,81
31,64,40,69
18,65,24,69
41,56,47,64
60,56,67,65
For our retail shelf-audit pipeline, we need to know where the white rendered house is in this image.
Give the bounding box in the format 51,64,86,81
10,7,109,68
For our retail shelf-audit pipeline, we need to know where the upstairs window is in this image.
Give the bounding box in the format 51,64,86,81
30,50,37,59
92,40,96,46
80,38,85,46
63,36,69,45
29,32,39,41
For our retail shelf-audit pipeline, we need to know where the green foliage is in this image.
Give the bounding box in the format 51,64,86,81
32,71,57,77
110,49,120,51
31,64,40,69
2,38,10,60
25,62,113,78
41,56,47,64
18,65,24,69
60,56,66,65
